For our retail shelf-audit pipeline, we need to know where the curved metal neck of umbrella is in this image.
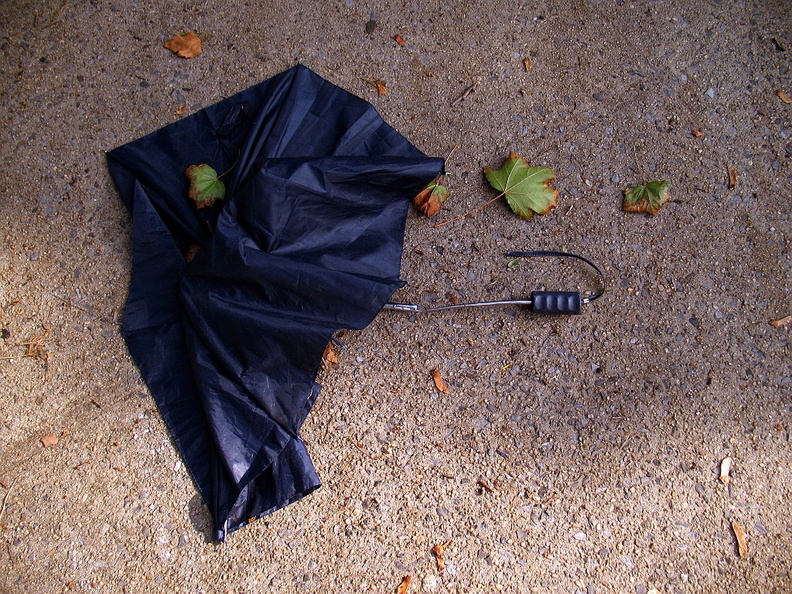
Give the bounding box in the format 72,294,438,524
383,250,605,315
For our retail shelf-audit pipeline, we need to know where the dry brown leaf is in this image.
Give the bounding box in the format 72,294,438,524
184,245,200,263
770,315,791,328
522,57,532,71
374,79,388,96
477,478,495,493
174,103,188,116
41,433,58,447
396,575,412,594
691,129,704,138
413,181,448,217
164,32,203,59
362,77,388,96
431,369,449,394
776,89,792,104
322,343,339,371
393,34,405,46
413,185,439,216
727,164,738,189
731,520,748,557
719,456,732,485
432,539,452,572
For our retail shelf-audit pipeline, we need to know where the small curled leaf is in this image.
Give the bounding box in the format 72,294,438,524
164,32,203,58
396,575,412,594
413,181,449,216
431,369,450,394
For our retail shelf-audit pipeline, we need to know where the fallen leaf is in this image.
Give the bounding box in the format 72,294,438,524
622,180,670,215
731,520,748,557
396,575,412,594
174,103,188,116
770,315,791,328
431,369,450,394
362,77,388,96
727,164,738,189
184,245,200,263
477,478,496,493
522,57,532,71
41,433,58,447
776,89,792,104
719,456,732,485
432,539,452,572
413,181,449,216
393,33,405,46
322,343,338,371
691,129,704,138
484,152,558,220
164,32,203,59
185,164,225,208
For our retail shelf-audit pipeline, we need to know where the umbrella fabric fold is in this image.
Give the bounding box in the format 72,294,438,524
107,65,443,540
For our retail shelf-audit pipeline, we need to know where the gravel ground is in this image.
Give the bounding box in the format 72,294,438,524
0,0,790,592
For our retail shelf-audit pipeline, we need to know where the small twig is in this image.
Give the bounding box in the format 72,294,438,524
434,191,505,228
451,80,478,106
348,437,383,460
445,144,459,162
53,294,90,314
35,0,67,29
0,480,16,525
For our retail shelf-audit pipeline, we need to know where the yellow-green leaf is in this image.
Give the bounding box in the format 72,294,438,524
484,152,558,220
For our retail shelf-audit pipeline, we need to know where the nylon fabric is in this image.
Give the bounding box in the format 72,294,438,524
107,65,443,540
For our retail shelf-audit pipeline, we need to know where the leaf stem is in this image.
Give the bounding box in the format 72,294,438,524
217,150,241,179
434,191,505,228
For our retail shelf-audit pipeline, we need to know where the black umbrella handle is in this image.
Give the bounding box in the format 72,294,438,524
384,250,606,315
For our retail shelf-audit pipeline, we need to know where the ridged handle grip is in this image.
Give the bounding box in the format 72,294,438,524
531,291,581,315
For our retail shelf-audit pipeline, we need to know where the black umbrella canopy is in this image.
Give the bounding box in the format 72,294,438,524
107,65,443,540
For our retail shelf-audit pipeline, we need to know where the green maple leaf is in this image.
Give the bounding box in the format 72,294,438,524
622,180,669,215
484,151,558,220
185,164,225,208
